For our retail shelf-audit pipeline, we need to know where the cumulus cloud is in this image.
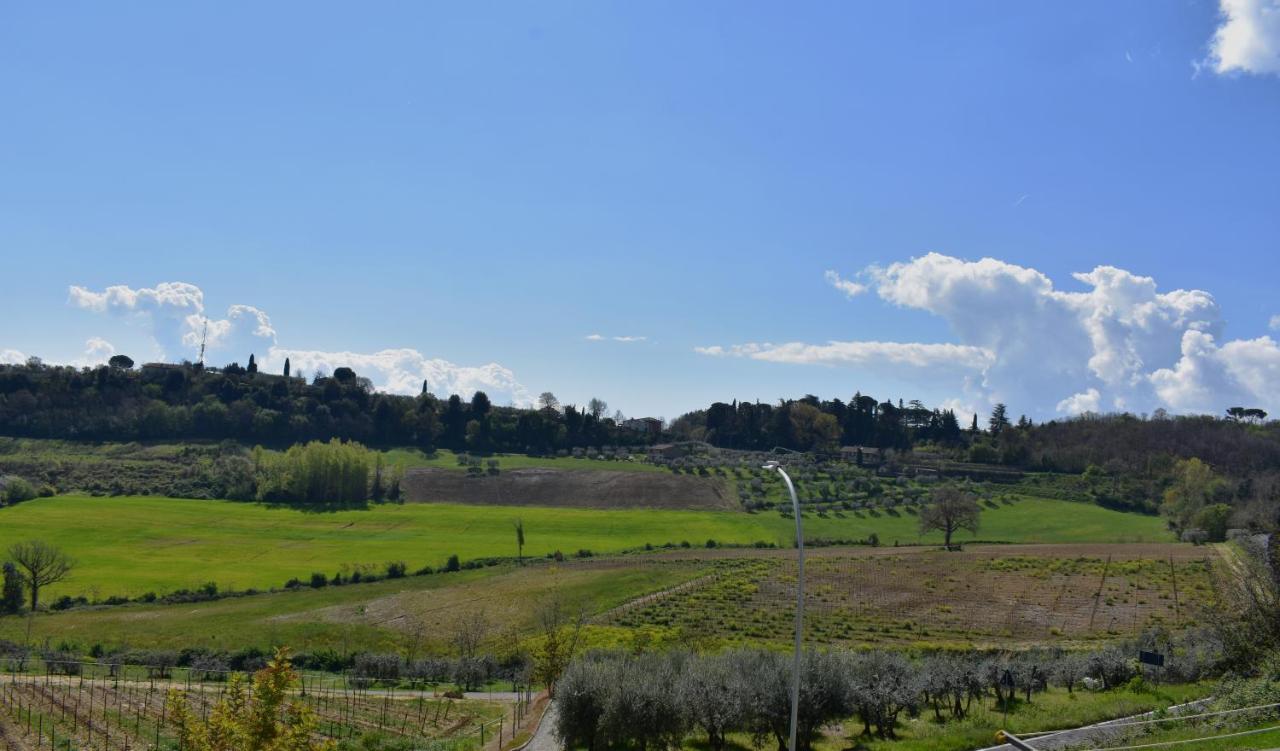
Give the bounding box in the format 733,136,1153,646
0,349,26,365
69,282,206,357
699,253,1277,417
69,281,534,405
69,282,276,361
1150,331,1280,413
190,305,278,358
1056,388,1102,415
586,334,647,343
824,270,868,299
1270,314,1280,331
1206,0,1280,75
267,348,533,406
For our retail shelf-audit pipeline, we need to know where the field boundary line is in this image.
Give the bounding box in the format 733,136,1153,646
590,573,718,623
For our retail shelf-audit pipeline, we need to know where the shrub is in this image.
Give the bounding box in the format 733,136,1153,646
386,561,407,579
0,476,36,504
309,572,328,588
444,554,461,573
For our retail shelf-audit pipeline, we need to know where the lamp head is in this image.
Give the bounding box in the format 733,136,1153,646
762,460,780,471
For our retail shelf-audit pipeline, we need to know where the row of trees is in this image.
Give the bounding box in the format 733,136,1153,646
0,359,647,453
555,637,1219,751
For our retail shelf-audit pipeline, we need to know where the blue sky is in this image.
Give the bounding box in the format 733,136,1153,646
2,2,1278,421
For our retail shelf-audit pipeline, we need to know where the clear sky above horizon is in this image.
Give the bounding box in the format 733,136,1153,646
2,2,1278,421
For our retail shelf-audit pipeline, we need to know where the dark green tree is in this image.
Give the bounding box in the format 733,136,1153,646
514,518,525,564
107,354,134,369
470,390,492,417
247,354,257,374
1,562,22,614
283,357,291,378
988,404,1009,435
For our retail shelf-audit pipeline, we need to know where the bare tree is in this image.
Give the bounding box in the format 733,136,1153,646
8,540,73,611
450,609,493,691
918,487,981,549
533,594,587,696
451,609,491,660
538,392,560,412
587,398,608,420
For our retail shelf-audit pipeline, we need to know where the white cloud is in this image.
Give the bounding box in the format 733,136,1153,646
267,348,533,406
1056,388,1102,415
824,270,868,299
700,254,1277,417
1207,0,1280,75
0,349,26,365
77,337,116,366
69,281,534,405
696,340,993,370
586,334,647,343
584,334,605,341
1270,314,1280,331
1150,331,1280,412
69,282,276,361
69,282,206,357
186,304,278,360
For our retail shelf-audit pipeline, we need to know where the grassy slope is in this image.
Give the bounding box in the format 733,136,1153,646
0,494,1170,598
0,560,700,653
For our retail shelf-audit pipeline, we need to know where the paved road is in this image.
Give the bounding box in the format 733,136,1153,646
521,700,558,751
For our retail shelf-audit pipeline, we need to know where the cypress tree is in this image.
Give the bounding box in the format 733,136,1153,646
1,562,22,614
283,357,291,378
247,353,258,374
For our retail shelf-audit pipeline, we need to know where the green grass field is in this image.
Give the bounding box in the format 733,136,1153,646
0,559,704,653
0,494,1171,599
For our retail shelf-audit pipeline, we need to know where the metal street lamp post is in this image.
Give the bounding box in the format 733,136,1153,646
763,460,804,751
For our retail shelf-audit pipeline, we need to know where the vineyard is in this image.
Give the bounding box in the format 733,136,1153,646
0,661,530,751
605,544,1219,647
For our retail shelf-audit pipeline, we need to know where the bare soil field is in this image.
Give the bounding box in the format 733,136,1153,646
605,543,1219,647
401,467,735,510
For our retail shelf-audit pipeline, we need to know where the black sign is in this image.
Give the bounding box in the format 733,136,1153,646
1139,651,1165,667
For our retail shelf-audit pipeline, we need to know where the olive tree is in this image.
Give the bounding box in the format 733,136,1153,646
848,651,915,740
679,651,750,751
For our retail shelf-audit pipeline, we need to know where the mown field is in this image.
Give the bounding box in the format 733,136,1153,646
0,494,1172,598
0,558,707,653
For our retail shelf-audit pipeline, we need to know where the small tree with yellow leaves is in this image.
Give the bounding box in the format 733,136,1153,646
167,648,334,751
